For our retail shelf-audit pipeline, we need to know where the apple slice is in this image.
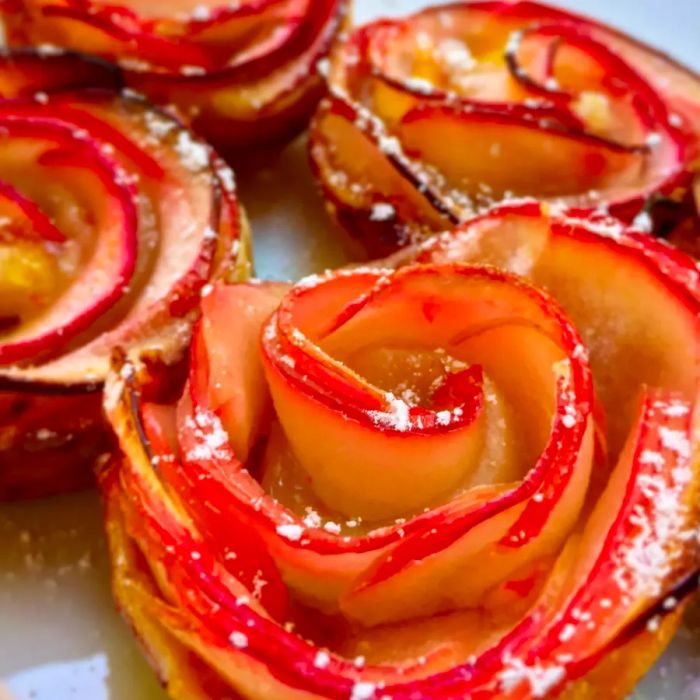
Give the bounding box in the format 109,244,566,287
397,104,648,201
195,281,289,462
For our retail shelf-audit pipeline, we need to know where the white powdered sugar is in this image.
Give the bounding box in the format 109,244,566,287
276,523,304,542
499,656,566,697
661,402,690,418
639,450,665,467
404,77,435,94
561,413,577,429
175,131,211,171
350,682,376,700
671,466,693,485
185,409,230,462
632,210,653,232
377,134,402,157
576,216,626,240
229,631,248,649
614,434,692,599
218,166,236,193
558,623,577,643
370,202,396,221
323,521,342,535
658,427,691,459
436,410,452,426
144,111,177,139
314,650,331,669
368,393,411,431
572,344,588,362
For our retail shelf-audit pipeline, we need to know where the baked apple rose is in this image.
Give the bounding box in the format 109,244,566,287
2,0,350,154
309,1,700,257
103,201,699,699
0,49,246,499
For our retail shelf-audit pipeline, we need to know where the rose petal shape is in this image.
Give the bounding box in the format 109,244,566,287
308,0,700,257
103,202,699,699
3,0,350,155
0,49,247,499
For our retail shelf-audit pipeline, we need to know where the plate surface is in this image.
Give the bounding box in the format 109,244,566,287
1,1,699,698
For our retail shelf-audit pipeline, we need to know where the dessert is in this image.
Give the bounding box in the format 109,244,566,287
3,0,351,155
309,1,700,256
102,202,699,699
0,49,246,499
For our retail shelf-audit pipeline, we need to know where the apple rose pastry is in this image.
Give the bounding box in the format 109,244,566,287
2,0,350,155
0,49,246,499
309,0,700,257
103,201,699,699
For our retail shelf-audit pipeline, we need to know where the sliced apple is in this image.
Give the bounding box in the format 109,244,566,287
195,281,289,462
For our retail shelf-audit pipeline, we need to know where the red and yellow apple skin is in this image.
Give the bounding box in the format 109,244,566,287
102,201,699,699
1,0,350,157
0,49,247,499
309,0,700,258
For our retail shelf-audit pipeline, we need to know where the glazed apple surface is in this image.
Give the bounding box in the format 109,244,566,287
2,0,351,156
309,0,700,257
0,49,246,499
103,202,699,700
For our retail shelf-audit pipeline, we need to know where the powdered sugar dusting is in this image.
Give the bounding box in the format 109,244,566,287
229,631,248,649
639,449,665,467
613,404,693,599
632,210,653,232
370,202,396,221
368,393,411,431
314,650,331,669
499,655,566,697
276,523,304,542
175,131,211,171
658,427,691,458
660,401,690,418
218,166,236,193
350,681,376,700
561,413,577,429
185,409,230,462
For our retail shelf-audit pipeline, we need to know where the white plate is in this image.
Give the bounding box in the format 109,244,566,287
1,1,699,698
